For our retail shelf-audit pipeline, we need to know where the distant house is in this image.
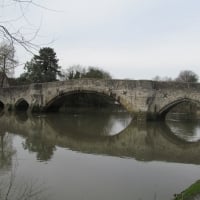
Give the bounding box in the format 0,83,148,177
0,72,9,88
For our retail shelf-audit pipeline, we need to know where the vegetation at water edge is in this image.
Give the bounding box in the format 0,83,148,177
174,180,200,200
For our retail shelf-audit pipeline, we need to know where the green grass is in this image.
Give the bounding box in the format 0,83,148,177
174,180,200,200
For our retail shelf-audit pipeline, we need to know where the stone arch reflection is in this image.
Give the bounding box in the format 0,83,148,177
15,98,29,112
45,110,132,137
166,120,200,142
1,114,200,164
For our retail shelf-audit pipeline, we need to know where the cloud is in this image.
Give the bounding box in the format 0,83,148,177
12,0,200,79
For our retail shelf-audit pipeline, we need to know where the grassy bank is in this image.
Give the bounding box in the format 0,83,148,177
174,180,200,200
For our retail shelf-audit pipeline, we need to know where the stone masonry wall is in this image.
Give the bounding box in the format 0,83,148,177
0,79,200,120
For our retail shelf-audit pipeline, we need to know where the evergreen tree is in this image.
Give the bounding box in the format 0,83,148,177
24,47,61,83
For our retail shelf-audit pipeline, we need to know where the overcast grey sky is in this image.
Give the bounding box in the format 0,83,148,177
2,0,200,79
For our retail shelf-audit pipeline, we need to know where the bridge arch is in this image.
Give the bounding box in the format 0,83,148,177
15,98,29,111
44,90,125,112
158,97,200,120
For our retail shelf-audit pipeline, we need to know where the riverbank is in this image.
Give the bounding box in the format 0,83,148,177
174,180,200,200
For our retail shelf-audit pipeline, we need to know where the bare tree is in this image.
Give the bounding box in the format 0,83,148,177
0,42,18,85
175,70,198,83
152,75,172,82
63,65,112,80
63,65,86,80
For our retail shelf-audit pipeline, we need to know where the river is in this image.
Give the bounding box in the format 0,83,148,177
0,108,200,200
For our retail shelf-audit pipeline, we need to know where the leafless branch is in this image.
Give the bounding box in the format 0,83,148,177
12,0,63,12
0,0,59,54
0,25,39,53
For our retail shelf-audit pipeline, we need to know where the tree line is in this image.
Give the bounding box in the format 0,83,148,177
0,43,199,86
153,70,198,83
0,45,112,86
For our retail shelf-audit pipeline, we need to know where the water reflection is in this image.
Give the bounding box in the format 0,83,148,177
0,132,15,174
0,133,15,171
22,131,56,161
167,120,200,142
1,109,200,200
0,162,48,200
0,112,200,165
46,108,132,137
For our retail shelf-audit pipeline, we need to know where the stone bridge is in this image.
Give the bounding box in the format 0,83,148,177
0,79,200,120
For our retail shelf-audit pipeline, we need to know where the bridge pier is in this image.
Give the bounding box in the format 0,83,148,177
131,112,165,121
29,104,43,113
146,112,162,121
132,112,148,121
4,104,13,112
